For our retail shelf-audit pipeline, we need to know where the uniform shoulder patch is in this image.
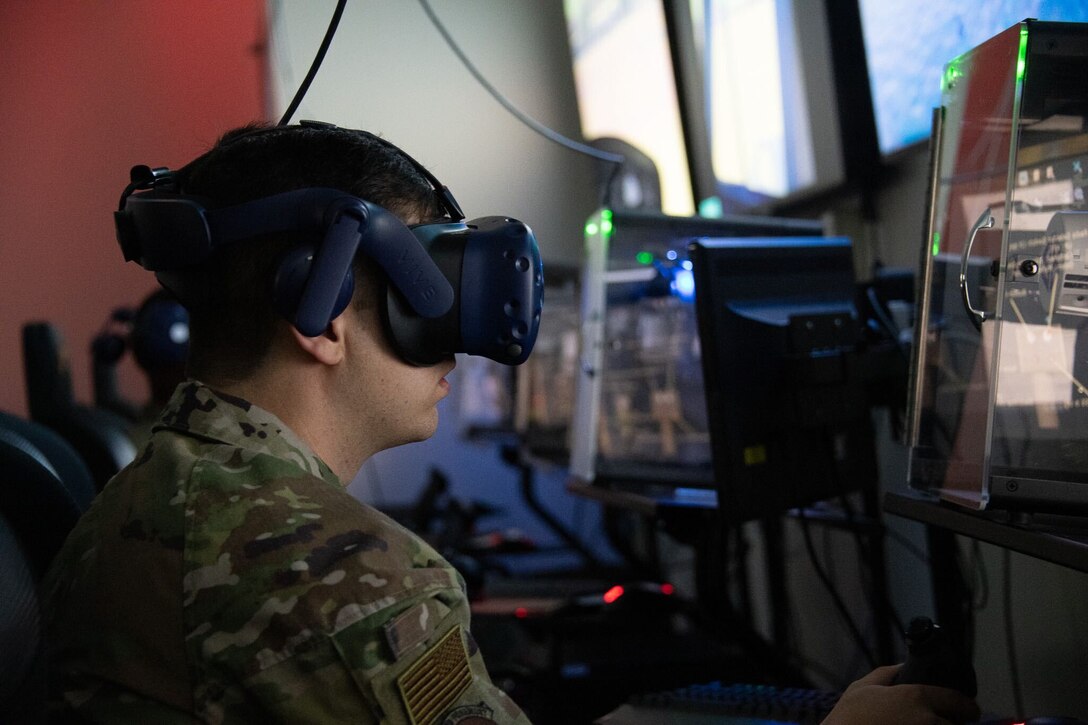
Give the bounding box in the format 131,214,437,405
383,601,436,661
396,625,473,725
440,702,496,725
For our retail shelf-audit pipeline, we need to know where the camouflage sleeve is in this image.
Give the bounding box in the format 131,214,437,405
184,460,530,724
231,589,530,724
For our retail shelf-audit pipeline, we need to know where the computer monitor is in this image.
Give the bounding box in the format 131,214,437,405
563,0,696,216
569,210,824,493
689,237,875,523
513,266,581,462
858,1,1088,157
679,0,847,213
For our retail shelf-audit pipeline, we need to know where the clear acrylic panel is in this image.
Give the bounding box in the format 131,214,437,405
910,20,1088,510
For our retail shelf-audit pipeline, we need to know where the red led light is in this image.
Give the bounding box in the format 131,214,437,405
515,607,529,619
660,583,675,596
603,585,625,604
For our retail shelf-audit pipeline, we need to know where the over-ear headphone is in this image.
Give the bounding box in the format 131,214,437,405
113,122,543,366
215,121,465,336
91,291,190,420
271,243,355,331
130,292,189,371
91,292,189,372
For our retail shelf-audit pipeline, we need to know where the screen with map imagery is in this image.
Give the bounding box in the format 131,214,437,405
859,0,1088,155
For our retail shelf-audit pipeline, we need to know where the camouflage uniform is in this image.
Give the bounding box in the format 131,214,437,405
44,381,530,724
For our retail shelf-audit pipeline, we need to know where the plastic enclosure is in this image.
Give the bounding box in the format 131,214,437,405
569,209,822,490
907,20,1088,512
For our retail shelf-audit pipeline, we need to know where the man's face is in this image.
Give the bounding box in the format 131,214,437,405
338,271,456,459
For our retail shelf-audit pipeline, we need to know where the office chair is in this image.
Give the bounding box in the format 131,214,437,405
0,418,93,720
0,420,92,575
0,508,45,720
0,411,95,516
22,322,137,490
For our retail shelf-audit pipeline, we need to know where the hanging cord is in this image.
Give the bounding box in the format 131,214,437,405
798,509,878,670
278,0,347,126
1003,548,1025,717
883,526,930,565
836,493,906,638
415,0,625,167
970,540,989,610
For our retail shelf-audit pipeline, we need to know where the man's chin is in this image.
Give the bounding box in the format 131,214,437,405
387,420,439,449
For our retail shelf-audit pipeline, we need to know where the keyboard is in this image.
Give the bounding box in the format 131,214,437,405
598,681,841,725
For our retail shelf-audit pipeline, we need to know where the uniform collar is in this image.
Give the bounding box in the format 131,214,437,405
155,380,340,486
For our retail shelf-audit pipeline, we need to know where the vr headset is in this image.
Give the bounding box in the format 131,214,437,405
113,123,543,366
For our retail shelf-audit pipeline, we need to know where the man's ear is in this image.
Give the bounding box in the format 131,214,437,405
289,313,347,366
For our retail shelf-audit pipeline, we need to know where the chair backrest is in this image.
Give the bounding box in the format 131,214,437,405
47,406,137,491
0,422,91,575
0,415,92,720
22,321,137,490
22,322,75,424
0,510,45,721
0,413,96,717
0,411,95,515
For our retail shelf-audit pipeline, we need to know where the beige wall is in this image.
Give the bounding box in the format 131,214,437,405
265,0,598,270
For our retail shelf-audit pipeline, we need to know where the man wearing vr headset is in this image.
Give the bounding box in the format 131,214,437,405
44,123,534,724
43,122,979,725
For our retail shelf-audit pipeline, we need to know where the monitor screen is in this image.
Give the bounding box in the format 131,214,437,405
514,268,581,462
690,236,875,522
858,1,1088,156
563,0,696,216
690,0,846,211
569,210,825,492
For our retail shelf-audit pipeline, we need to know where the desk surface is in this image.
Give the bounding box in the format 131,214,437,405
568,479,718,514
883,491,1088,573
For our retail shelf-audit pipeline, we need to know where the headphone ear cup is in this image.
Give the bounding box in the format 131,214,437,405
273,245,355,332
131,298,189,370
91,333,127,365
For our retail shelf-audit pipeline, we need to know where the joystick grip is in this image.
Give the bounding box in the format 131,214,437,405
891,617,977,697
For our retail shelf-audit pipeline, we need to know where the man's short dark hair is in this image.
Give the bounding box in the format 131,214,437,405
167,123,447,381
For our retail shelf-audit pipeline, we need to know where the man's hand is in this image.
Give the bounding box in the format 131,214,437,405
822,664,981,725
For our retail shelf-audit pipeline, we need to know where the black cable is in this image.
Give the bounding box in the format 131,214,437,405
415,0,625,167
971,540,989,611
883,526,930,565
865,285,900,341
797,510,878,670
947,536,979,660
277,0,347,126
835,493,906,638
819,427,902,656
1003,548,1025,717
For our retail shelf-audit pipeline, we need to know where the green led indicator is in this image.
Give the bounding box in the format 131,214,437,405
636,251,654,265
931,232,941,257
600,208,614,236
1016,24,1029,81
941,63,962,92
698,196,724,219
585,221,599,237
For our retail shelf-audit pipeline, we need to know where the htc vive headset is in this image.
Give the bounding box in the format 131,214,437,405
112,123,543,366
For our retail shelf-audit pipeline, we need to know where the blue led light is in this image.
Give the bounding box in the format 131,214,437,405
672,269,696,302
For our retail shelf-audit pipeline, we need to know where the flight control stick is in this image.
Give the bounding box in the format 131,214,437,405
892,616,977,697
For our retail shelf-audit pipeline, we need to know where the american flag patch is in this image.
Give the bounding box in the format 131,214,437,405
396,625,473,725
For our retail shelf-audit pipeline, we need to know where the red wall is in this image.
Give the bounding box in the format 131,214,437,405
0,1,266,416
